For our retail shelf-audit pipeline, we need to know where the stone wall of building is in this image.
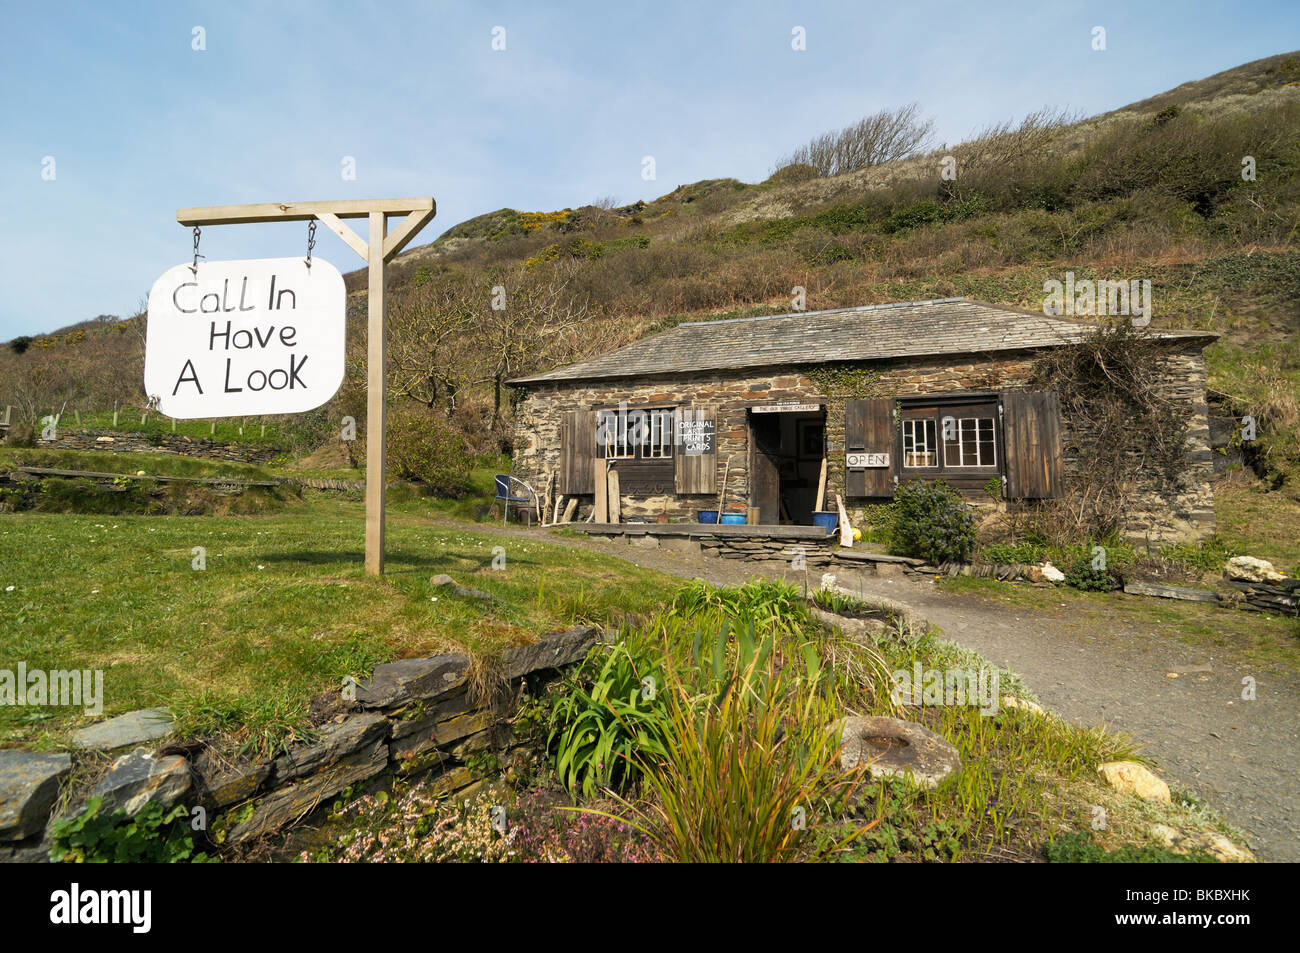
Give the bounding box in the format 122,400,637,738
511,342,1215,541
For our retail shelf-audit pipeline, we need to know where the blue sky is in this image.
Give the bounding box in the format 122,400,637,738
1,0,1297,340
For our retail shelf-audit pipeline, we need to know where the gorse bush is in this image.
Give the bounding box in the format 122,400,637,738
889,480,977,565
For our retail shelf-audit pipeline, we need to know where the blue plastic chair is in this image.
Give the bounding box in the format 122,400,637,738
494,474,538,525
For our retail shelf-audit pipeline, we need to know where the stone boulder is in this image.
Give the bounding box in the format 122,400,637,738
0,751,71,840
356,655,469,710
91,748,191,816
71,708,174,752
270,713,390,786
1225,556,1284,583
1149,823,1255,863
1098,761,1171,803
502,624,600,680
1040,562,1065,583
225,722,389,844
837,716,961,789
191,750,272,810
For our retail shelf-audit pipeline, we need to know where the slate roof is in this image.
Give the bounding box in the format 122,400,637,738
509,298,1216,386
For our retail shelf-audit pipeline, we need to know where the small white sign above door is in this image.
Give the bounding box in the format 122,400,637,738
751,402,821,414
847,452,890,469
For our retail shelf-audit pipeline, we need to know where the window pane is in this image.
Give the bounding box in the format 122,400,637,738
904,418,936,468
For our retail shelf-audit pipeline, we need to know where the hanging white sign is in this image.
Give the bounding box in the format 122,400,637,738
144,258,346,418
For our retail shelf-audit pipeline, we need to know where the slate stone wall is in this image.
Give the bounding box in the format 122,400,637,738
35,430,280,465
0,625,599,862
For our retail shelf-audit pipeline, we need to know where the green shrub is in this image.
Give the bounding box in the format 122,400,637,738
982,542,1046,565
666,579,810,639
889,481,976,565
1063,555,1114,591
1045,831,1215,863
49,796,216,864
628,627,860,862
1158,536,1236,573
385,407,474,496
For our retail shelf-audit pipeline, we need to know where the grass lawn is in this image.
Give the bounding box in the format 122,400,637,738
1213,473,1300,574
0,495,677,756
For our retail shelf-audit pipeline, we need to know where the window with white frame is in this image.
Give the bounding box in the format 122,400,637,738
598,407,674,460
902,418,937,468
942,416,997,468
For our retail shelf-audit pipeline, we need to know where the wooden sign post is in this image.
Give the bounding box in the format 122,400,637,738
176,198,436,576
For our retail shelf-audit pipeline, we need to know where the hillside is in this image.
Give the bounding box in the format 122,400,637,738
5,52,1299,491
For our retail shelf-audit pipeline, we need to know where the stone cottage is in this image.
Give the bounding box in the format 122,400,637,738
507,298,1217,541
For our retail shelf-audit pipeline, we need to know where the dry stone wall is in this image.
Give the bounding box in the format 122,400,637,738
0,624,599,862
34,430,280,465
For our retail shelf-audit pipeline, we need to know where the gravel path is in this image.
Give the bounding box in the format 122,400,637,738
482,524,1299,861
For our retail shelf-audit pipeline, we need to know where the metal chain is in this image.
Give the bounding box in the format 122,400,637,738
190,225,203,275
305,220,317,270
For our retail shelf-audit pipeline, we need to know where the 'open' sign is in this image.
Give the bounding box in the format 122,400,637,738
846,452,890,469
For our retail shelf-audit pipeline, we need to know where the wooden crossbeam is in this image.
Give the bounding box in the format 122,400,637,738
177,197,434,225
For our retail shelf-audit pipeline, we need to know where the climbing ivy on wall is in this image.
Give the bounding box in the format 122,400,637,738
806,363,882,398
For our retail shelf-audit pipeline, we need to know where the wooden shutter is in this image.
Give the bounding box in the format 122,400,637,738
674,406,717,494
1001,391,1063,499
845,398,897,497
559,409,597,495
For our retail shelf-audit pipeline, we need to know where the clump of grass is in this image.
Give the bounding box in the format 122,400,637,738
622,627,870,862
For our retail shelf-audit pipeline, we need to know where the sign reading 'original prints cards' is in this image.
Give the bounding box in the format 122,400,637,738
679,415,716,456
144,258,346,419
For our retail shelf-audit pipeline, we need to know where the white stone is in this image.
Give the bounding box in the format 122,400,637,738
1098,761,1170,803
1225,556,1284,583
1040,561,1065,583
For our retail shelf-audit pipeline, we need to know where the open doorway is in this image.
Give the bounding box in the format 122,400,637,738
747,406,825,525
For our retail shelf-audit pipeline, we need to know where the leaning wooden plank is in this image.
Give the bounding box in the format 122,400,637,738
561,497,578,523
814,456,828,512
593,459,609,523
607,468,621,524
1123,581,1220,603
836,493,853,548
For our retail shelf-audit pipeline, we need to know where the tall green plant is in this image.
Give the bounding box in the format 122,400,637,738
547,640,669,799
627,629,868,863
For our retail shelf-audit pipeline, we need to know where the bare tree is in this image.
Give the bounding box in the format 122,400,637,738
777,103,934,177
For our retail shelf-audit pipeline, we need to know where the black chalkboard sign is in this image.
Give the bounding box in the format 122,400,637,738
680,416,715,456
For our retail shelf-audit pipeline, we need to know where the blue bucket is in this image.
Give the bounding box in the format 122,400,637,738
719,513,747,524
697,510,719,524
812,511,839,533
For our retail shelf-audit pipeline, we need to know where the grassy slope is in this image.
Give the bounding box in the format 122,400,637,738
0,496,677,755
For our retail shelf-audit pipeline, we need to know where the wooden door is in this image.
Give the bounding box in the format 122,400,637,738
748,413,781,524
